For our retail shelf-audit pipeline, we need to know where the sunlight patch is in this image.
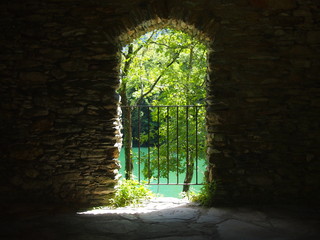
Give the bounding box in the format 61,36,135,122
78,197,190,215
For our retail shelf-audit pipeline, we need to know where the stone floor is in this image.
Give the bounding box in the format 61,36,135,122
1,197,320,240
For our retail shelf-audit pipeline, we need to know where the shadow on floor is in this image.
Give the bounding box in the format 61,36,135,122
1,197,320,240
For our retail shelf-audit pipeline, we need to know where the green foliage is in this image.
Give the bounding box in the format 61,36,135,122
110,179,154,208
121,28,207,106
185,182,216,206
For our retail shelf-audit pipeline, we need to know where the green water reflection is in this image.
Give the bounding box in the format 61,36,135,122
119,147,206,198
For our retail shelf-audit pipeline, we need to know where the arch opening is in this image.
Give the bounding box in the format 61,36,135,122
116,22,212,199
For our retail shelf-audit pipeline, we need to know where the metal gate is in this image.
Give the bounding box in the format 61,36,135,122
122,105,206,187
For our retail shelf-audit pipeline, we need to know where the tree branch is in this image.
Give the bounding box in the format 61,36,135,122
132,31,156,56
121,44,133,80
135,49,183,105
121,31,156,80
186,46,194,105
150,41,193,50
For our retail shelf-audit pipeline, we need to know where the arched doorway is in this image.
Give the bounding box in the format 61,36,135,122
117,24,211,198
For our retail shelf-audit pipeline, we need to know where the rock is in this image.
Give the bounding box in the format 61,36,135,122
31,119,53,132
20,72,47,85
25,169,40,178
247,176,274,186
307,31,320,44
139,207,199,223
61,61,88,72
57,106,84,114
267,0,296,10
11,146,44,161
85,220,139,234
249,0,296,10
51,69,67,79
217,219,283,240
61,28,87,37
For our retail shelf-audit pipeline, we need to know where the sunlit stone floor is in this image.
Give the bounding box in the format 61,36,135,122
1,197,320,240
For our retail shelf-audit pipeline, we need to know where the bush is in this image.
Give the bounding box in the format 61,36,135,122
187,182,216,207
110,179,154,208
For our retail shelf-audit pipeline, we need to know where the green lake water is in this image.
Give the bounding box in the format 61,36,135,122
119,147,207,198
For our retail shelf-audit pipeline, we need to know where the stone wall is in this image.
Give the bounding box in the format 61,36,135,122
0,0,319,206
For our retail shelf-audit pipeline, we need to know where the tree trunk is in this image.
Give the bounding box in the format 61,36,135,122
119,85,133,179
183,160,194,192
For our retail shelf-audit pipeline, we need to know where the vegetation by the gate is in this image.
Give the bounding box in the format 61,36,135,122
110,179,154,207
187,182,217,206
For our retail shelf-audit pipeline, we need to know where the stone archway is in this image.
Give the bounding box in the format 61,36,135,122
110,14,222,203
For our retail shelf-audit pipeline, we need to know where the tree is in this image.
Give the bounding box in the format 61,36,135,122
119,31,156,179
120,29,207,191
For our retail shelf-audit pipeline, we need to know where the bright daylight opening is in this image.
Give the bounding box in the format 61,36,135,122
116,28,208,206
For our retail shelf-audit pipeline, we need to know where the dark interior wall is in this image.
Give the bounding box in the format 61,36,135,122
0,0,123,205
0,0,319,206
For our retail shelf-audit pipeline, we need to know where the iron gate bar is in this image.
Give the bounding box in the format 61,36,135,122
186,106,189,184
147,107,151,184
166,106,170,184
176,106,179,184
138,106,141,182
157,107,160,185
195,106,199,185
